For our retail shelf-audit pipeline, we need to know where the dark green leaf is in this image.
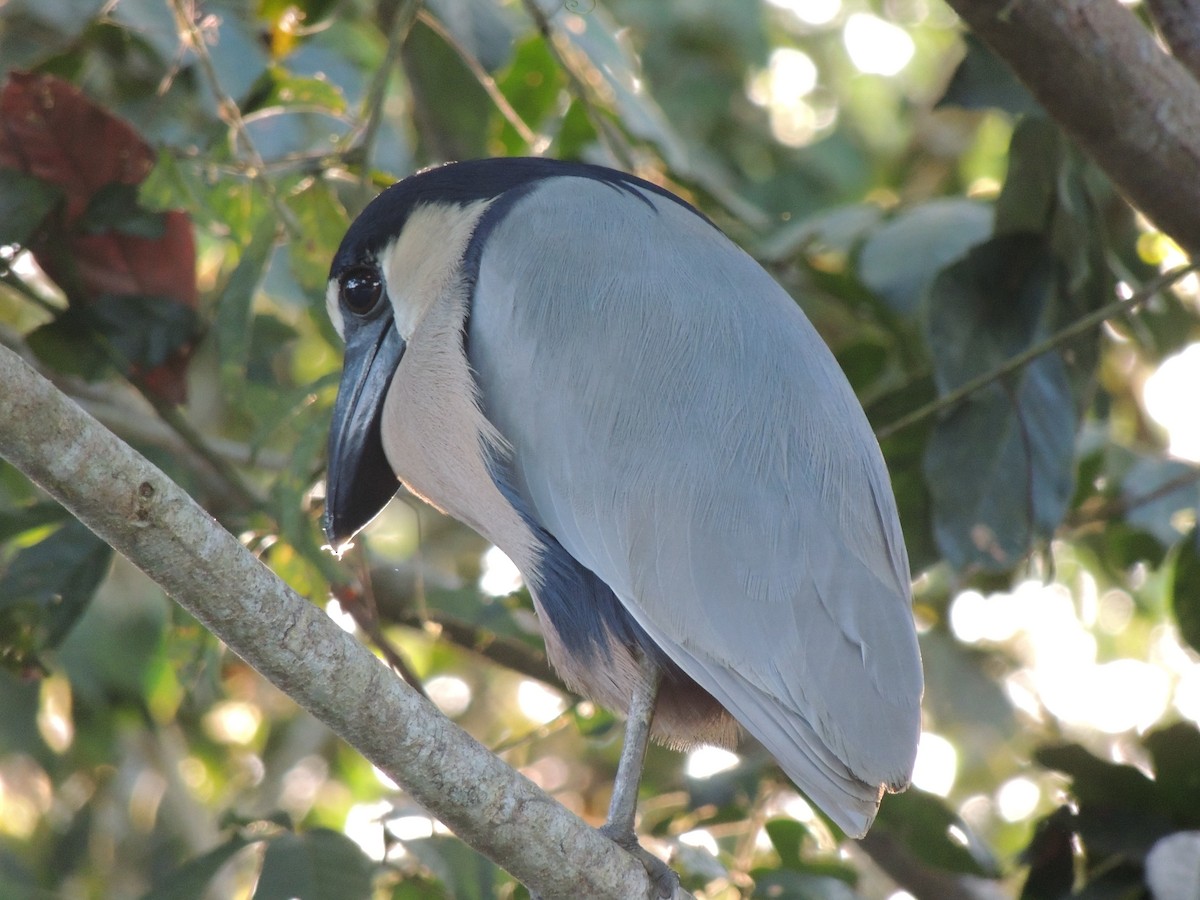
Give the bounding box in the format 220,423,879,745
874,789,1000,877
0,169,62,245
405,836,499,900
286,178,351,294
858,198,992,317
78,182,167,238
995,118,1064,236
254,828,374,900
1144,723,1200,826
751,869,862,899
0,503,71,544
141,835,255,900
1020,807,1077,900
216,214,278,388
404,20,492,161
1170,528,1200,654
922,234,1075,570
1035,742,1173,858
764,818,809,871
938,34,1040,115
0,519,113,653
25,311,111,381
91,294,199,370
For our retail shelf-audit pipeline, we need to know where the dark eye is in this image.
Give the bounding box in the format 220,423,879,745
339,267,383,318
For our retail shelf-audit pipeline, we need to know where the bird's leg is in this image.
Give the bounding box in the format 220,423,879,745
599,650,679,898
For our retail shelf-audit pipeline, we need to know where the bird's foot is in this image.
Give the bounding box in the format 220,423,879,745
599,824,680,899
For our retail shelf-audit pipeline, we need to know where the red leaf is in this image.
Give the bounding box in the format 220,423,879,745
0,72,198,401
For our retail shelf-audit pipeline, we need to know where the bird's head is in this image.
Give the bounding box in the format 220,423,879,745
322,250,405,553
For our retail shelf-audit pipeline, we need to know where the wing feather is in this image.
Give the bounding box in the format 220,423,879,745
467,176,922,835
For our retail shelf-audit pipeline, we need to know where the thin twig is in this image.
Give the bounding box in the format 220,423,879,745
875,264,1199,441
1068,464,1200,530
169,0,303,236
519,0,636,169
355,0,422,168
418,10,542,150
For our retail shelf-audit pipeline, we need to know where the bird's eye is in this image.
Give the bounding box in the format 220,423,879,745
339,268,384,318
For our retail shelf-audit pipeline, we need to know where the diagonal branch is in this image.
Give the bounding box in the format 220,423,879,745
1145,0,1200,83
876,264,1198,440
945,0,1200,255
0,341,685,900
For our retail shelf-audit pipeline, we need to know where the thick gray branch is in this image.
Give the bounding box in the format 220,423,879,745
946,0,1200,255
0,343,667,900
1145,0,1200,83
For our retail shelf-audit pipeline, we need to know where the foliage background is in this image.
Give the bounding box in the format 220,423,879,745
2,0,1200,898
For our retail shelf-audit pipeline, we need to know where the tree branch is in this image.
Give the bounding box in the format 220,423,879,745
0,342,681,900
945,0,1200,255
1145,0,1200,83
875,263,1197,440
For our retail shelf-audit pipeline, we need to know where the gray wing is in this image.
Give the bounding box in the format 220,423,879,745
468,176,923,836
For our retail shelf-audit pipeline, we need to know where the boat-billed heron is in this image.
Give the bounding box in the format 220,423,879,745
323,157,923,893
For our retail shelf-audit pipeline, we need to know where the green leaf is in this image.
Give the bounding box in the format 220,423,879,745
0,169,62,245
758,203,883,265
286,178,351,295
858,198,993,317
257,68,348,113
938,34,1040,115
875,789,1000,877
922,234,1076,570
1171,528,1200,654
404,20,493,161
1019,807,1076,900
0,503,71,544
995,117,1065,236
0,519,113,657
141,835,255,900
90,294,199,370
1144,723,1200,826
1035,742,1173,857
253,829,375,900
764,818,809,871
405,836,499,900
77,182,167,238
216,214,278,388
751,870,862,899
493,35,564,155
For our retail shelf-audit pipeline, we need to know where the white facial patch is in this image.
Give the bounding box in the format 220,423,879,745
325,279,345,339
379,199,496,340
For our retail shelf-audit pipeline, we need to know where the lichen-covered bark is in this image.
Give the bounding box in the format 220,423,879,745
0,343,665,900
947,0,1200,255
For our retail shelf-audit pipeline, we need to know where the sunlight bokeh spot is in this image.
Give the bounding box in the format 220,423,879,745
684,745,740,779
1174,664,1200,724
843,14,914,76
747,48,825,147
324,597,358,633
202,701,262,746
516,680,567,724
1143,342,1200,462
480,545,524,596
911,731,957,797
767,0,842,25
387,814,436,841
679,828,720,856
345,799,392,860
37,674,73,754
426,675,473,718
372,764,399,791
996,776,1041,823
